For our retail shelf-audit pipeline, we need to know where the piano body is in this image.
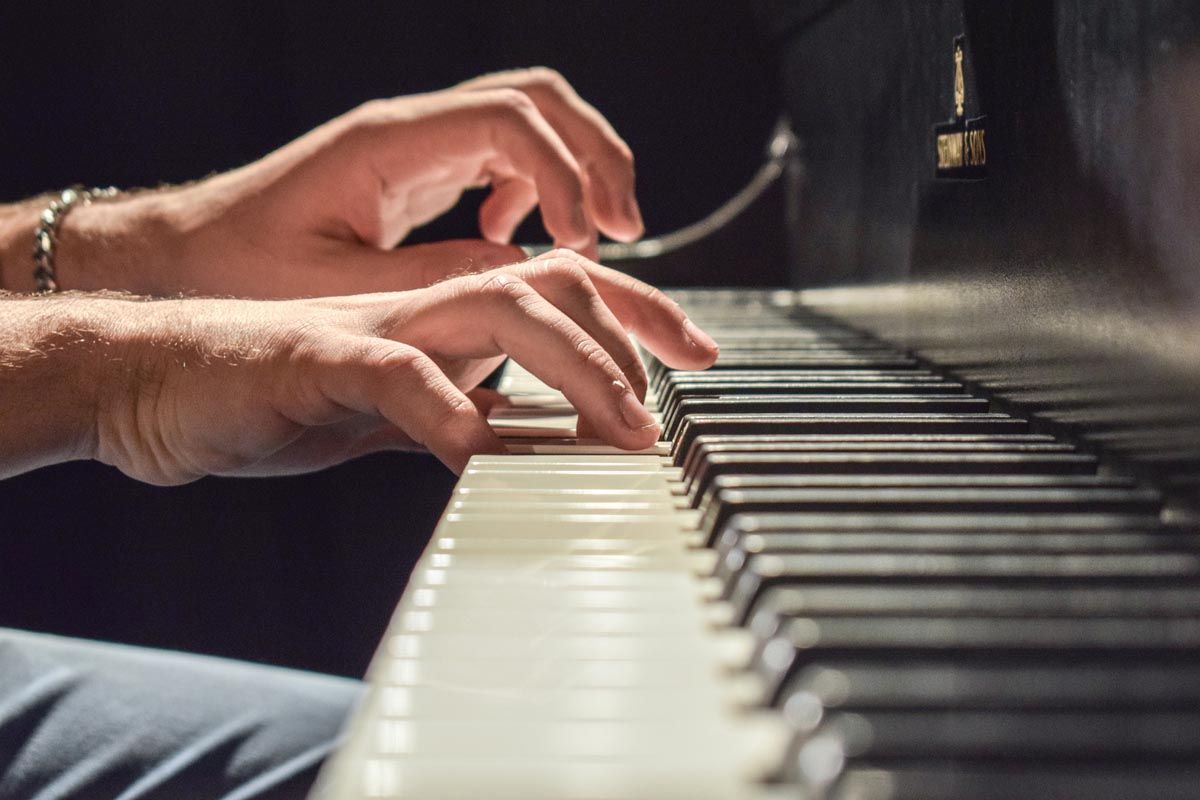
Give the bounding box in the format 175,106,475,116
316,2,1200,798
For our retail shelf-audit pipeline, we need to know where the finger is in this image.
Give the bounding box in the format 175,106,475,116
397,273,661,450
479,177,538,243
353,90,596,250
466,386,511,415
341,239,525,292
456,68,644,242
312,335,506,473
502,256,648,401
529,249,718,370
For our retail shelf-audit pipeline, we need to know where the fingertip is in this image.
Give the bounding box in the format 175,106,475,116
683,319,720,357
551,230,599,261
438,426,508,474
606,196,645,243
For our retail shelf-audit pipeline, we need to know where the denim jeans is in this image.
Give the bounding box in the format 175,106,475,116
0,628,361,799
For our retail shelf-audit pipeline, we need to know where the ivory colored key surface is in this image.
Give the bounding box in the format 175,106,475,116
315,446,790,800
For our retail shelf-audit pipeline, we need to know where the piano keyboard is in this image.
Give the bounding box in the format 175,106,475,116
315,290,1200,799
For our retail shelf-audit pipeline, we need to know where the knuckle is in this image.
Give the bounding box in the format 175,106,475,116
635,278,668,307
484,87,538,118
363,342,425,378
434,393,478,430
618,353,646,379
542,257,590,287
575,338,616,377
479,272,533,303
353,97,389,121
343,98,396,134
525,66,570,94
614,141,635,166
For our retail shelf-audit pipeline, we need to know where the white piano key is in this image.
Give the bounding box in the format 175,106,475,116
351,756,771,800
468,455,669,467
378,656,732,690
441,510,698,526
433,536,684,555
374,685,735,721
438,516,688,539
400,586,700,611
409,567,699,590
454,486,668,498
385,632,726,661
393,607,709,636
418,551,694,572
448,498,679,512
504,441,672,456
369,718,755,759
459,471,670,491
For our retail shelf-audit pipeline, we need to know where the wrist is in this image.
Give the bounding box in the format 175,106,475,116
0,293,122,476
0,190,188,295
0,197,49,292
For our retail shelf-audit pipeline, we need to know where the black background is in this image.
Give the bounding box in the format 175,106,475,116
0,2,780,676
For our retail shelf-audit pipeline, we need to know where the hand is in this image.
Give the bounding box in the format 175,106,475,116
81,251,715,484
28,68,644,299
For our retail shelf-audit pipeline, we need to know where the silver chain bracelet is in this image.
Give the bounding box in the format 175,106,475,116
33,185,119,293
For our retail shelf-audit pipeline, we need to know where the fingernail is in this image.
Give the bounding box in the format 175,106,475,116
684,319,719,353
614,381,659,432
624,195,645,235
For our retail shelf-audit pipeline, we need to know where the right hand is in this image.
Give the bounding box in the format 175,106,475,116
87,251,717,485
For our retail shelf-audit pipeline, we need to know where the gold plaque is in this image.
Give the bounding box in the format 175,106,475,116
934,35,987,179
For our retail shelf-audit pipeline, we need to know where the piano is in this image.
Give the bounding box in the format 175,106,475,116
314,2,1200,798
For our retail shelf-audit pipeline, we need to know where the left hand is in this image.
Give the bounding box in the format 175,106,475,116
47,68,645,299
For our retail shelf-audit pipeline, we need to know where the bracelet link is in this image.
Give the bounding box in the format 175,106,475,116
33,185,119,293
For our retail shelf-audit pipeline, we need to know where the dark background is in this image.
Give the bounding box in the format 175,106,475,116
7,0,1199,679
0,2,782,677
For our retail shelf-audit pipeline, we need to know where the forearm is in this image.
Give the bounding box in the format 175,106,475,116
0,191,188,295
0,292,111,478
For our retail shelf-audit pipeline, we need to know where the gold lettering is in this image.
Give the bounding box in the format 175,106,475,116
964,129,987,166
937,132,963,169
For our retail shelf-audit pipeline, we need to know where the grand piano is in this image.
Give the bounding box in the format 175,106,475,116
314,2,1200,797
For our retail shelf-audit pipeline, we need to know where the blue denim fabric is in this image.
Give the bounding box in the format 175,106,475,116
0,629,361,800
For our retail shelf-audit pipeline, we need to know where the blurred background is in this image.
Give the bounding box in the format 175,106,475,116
0,1,782,677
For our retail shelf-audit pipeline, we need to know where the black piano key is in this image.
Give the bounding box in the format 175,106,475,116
679,433,1068,479
672,414,1030,466
719,511,1167,536
830,765,1200,800
658,383,969,428
656,378,960,418
754,615,1200,703
715,526,1197,584
688,451,1099,506
647,352,921,390
726,550,1195,624
745,584,1200,647
700,486,1162,545
662,395,989,439
827,708,1200,761
798,708,1200,766
654,369,941,389
696,473,1130,514
784,662,1200,711
714,517,1184,566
